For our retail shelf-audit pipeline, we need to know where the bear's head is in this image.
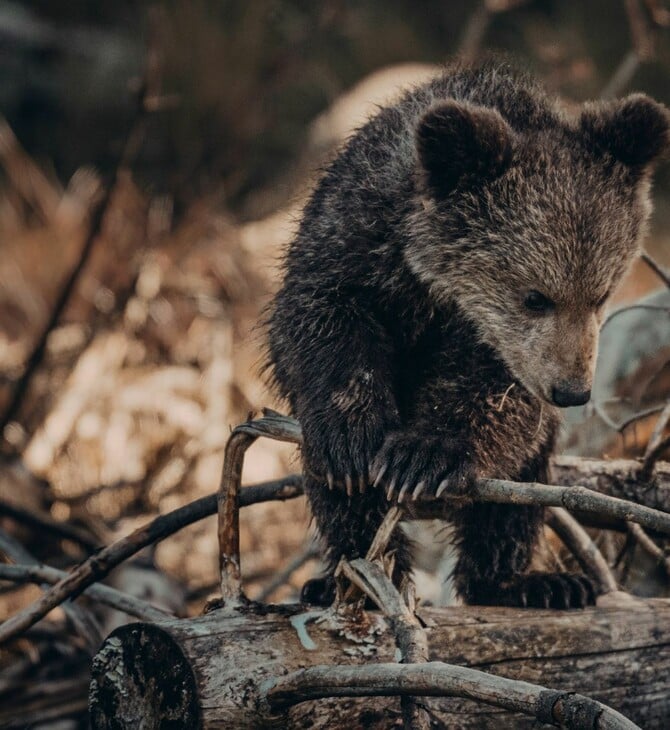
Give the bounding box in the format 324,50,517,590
407,94,670,408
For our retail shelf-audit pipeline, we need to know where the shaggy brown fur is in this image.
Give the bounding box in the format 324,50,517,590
267,61,669,608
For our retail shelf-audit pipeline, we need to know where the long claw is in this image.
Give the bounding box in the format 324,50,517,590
345,474,353,497
373,462,388,489
359,474,367,494
435,480,450,499
397,481,411,503
327,473,335,490
386,477,397,502
412,482,426,501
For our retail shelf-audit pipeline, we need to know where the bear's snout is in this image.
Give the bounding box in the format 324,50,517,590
551,384,591,408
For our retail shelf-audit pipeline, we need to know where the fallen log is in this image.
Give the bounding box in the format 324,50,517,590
551,455,670,513
89,598,670,729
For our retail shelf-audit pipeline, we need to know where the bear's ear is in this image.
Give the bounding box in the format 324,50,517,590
580,94,670,168
415,101,514,199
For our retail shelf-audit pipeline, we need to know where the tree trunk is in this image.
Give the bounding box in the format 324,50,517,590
89,599,670,729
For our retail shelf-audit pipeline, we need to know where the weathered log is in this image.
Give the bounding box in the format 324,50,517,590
89,599,670,729
551,455,670,512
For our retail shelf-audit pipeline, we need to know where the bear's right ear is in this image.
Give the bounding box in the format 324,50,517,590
580,94,670,169
415,101,514,199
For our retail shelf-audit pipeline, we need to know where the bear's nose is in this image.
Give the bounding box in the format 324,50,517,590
551,386,591,408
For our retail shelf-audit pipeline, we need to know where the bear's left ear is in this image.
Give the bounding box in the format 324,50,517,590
416,101,515,199
580,94,670,168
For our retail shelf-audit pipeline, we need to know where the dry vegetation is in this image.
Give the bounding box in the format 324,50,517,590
1,1,670,727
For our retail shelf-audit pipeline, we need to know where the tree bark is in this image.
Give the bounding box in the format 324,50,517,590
551,455,670,512
89,599,670,729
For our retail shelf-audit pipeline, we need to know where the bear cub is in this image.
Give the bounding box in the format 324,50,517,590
267,62,670,609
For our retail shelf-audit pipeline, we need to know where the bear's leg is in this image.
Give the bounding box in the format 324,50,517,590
301,476,413,605
452,503,596,609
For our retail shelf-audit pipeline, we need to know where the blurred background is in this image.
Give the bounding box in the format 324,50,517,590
0,2,669,726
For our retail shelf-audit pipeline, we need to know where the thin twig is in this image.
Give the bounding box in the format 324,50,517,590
457,0,531,63
641,434,670,478
339,558,430,730
601,304,670,331
366,506,403,563
640,400,670,478
0,10,165,450
0,563,174,623
260,662,639,729
626,522,670,575
546,508,618,594
338,506,404,605
458,3,492,63
592,401,669,440
0,194,109,444
601,0,658,98
256,542,319,603
641,252,670,288
0,474,302,645
0,527,36,565
617,404,666,435
218,411,302,604
625,0,657,60
0,528,102,650
590,398,622,431
0,499,100,552
600,50,641,99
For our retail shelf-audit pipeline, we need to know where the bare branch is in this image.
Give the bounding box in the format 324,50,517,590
0,474,302,645
626,522,670,574
468,477,670,535
365,506,403,564
457,0,531,63
600,51,641,99
255,542,319,603
218,412,302,604
625,0,656,60
339,558,430,729
641,400,670,478
0,499,100,552
0,528,102,650
0,563,174,623
601,0,661,97
640,252,670,288
617,404,667,435
641,435,670,479
546,508,618,594
0,527,36,565
602,304,670,331
260,662,639,729
458,4,492,63
337,506,403,605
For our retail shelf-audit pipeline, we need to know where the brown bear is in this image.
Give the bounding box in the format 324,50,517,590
266,61,670,609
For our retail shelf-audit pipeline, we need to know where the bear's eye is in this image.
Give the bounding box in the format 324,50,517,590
524,290,555,314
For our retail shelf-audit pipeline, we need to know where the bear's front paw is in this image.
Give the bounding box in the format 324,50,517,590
302,408,396,495
370,432,476,503
502,572,597,609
